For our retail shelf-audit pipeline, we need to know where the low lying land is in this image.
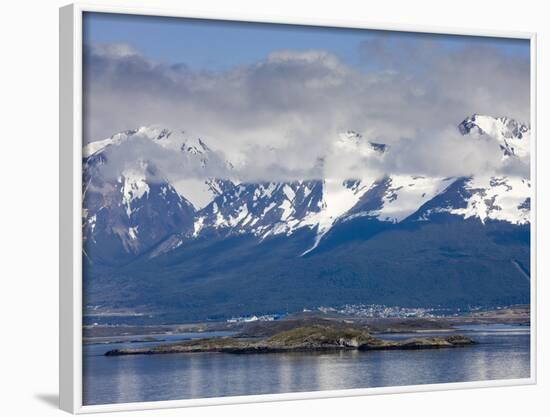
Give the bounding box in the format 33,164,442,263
104,324,474,356
85,305,528,350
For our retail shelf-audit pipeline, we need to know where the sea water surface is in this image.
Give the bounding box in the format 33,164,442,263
83,324,530,405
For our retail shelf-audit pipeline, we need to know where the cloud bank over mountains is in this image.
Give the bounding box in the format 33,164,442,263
83,34,530,182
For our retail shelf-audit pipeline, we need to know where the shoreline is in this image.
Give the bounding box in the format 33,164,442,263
84,306,530,346
103,324,476,356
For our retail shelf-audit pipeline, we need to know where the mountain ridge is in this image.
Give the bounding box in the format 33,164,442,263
82,114,531,265
82,114,531,320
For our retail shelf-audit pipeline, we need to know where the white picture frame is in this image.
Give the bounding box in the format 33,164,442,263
59,2,537,413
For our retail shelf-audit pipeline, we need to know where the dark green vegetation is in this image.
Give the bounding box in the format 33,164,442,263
104,324,475,356
85,217,530,322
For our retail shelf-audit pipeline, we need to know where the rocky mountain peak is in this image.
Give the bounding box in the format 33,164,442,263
335,130,387,156
458,114,530,159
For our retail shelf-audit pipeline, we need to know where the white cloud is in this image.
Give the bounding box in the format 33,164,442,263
83,37,530,181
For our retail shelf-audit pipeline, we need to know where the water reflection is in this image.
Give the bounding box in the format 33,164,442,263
83,326,530,405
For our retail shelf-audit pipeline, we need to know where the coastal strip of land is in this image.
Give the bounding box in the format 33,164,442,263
104,324,474,356
84,305,529,343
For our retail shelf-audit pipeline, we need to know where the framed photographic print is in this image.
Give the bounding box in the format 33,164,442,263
59,3,537,413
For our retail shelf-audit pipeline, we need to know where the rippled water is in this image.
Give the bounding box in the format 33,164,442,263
83,324,530,405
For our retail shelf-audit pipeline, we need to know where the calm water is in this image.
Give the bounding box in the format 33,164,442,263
83,324,530,405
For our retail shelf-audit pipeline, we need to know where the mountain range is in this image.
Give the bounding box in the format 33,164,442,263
82,114,532,322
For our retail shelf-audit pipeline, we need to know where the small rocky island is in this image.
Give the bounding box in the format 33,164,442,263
104,324,474,356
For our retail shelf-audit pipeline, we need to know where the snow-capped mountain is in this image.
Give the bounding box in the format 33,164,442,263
82,150,196,264
192,135,389,243
83,126,234,210
410,176,531,225
409,114,531,226
194,181,323,238
459,114,530,161
82,115,531,263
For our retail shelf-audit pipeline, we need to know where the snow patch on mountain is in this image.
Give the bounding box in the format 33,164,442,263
83,130,135,157
82,114,531,262
450,176,531,225
375,175,456,223
84,126,234,209
172,178,222,209
299,179,372,253
459,114,530,161
84,126,212,157
120,160,150,217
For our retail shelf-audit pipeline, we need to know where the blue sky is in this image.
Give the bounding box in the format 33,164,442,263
83,12,529,72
